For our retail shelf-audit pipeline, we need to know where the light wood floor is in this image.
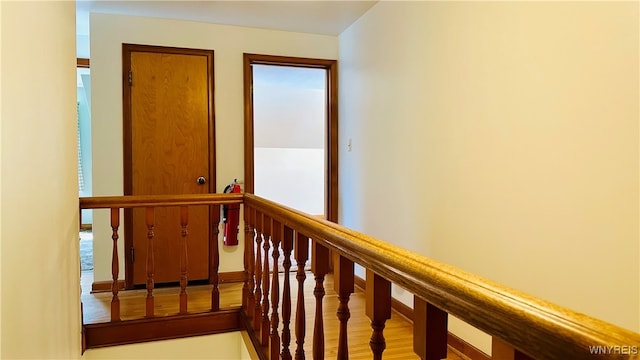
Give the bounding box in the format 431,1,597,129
81,271,467,360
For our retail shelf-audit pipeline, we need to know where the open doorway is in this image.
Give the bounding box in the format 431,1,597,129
253,64,325,215
243,54,338,222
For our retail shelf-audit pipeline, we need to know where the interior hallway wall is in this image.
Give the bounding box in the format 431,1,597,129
338,1,639,353
1,1,81,358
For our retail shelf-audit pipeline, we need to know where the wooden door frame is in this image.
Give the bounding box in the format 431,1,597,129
243,53,338,222
122,43,216,289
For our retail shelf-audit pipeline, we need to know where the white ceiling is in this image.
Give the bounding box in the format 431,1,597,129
76,0,377,37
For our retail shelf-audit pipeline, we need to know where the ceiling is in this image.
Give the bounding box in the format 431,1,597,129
76,0,377,37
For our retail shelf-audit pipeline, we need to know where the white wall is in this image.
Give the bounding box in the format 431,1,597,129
0,1,3,355
1,1,81,358
91,13,337,281
339,1,639,354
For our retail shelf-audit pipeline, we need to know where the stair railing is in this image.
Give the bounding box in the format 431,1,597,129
80,193,640,359
243,193,640,360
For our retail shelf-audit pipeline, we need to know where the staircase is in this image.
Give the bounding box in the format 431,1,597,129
79,193,640,359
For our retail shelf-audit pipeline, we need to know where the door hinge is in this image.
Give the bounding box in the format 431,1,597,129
128,70,133,86
130,247,135,263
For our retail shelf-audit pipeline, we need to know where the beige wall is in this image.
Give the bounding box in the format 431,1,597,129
1,1,81,358
0,1,3,355
82,332,250,359
339,1,639,354
90,13,337,281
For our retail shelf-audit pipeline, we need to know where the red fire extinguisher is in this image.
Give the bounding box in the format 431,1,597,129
223,179,241,246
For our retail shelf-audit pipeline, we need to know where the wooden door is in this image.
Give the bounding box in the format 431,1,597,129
123,44,215,287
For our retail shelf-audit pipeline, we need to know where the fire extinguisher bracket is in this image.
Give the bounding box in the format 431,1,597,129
223,180,242,246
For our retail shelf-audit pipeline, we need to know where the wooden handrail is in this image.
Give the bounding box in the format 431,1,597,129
79,193,639,359
79,193,241,330
243,193,640,360
79,193,243,209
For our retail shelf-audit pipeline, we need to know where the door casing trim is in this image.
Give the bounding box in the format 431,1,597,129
242,53,338,222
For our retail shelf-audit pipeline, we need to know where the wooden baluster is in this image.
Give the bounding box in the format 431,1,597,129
179,206,189,314
261,215,272,347
311,239,330,360
210,205,221,311
492,337,535,360
334,253,354,360
281,225,294,360
253,210,263,331
110,208,121,322
145,207,155,318
366,270,391,360
413,296,448,360
244,205,255,320
270,219,282,360
294,232,309,360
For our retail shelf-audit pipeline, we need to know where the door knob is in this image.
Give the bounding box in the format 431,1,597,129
196,176,207,185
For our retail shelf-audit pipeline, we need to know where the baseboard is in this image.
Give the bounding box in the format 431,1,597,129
91,280,125,293
219,271,245,283
354,275,490,360
448,332,490,360
91,271,244,293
